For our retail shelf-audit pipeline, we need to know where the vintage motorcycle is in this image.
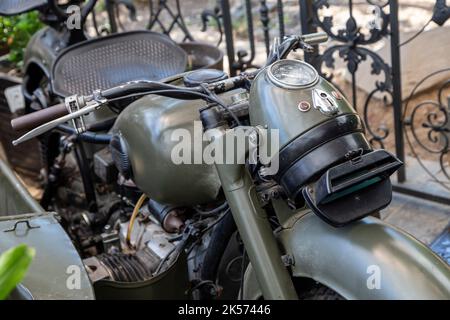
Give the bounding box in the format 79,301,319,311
3,31,450,300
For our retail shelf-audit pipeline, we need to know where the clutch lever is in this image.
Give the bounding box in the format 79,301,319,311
12,100,103,146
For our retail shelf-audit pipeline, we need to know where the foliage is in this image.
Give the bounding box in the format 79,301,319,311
0,12,43,68
0,244,35,300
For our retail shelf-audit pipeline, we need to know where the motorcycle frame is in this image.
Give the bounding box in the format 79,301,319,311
212,126,298,299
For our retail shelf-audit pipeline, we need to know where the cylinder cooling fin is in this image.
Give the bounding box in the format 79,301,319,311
98,253,153,282
84,248,160,283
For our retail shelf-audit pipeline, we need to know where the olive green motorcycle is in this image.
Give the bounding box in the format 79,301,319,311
5,32,450,300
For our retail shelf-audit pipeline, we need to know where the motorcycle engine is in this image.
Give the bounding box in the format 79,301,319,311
83,200,185,283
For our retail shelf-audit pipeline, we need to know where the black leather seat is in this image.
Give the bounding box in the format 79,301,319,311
51,31,187,97
0,0,46,16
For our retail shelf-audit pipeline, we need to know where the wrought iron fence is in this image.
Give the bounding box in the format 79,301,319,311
143,0,449,204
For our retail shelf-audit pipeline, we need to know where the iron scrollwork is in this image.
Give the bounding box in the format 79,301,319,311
220,0,289,74
146,0,225,46
147,0,194,41
159,0,447,200
201,6,224,46
311,0,393,148
404,70,450,185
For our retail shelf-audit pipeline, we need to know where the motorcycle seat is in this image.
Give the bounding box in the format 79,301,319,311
51,31,187,97
0,0,46,16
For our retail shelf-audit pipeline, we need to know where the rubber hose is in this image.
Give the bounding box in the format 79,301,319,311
200,210,237,283
57,124,112,144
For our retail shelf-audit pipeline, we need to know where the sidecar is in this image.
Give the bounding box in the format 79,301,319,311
0,158,94,300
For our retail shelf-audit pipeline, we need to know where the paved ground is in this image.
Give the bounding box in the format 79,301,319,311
381,155,450,263
381,193,450,245
382,192,450,264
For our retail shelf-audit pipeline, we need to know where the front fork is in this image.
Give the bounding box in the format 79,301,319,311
212,127,297,299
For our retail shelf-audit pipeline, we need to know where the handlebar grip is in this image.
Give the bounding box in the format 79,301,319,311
11,103,68,132
301,32,328,46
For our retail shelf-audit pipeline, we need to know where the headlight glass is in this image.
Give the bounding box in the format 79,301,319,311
268,59,318,88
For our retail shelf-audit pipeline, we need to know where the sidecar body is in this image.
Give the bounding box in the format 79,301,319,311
0,158,94,300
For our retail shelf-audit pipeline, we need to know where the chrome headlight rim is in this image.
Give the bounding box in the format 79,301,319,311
267,59,319,89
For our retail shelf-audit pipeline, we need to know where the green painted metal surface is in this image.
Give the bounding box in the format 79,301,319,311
0,213,95,299
0,159,94,299
249,69,357,148
0,159,43,215
113,78,245,206
244,212,450,299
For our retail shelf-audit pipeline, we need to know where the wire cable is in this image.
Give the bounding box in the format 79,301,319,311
126,193,148,247
105,88,242,126
194,201,228,216
399,18,432,47
200,208,231,234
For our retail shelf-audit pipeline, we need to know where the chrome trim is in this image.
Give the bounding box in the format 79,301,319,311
267,59,319,89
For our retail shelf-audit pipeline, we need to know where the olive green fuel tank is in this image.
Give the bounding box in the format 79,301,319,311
249,60,358,149
112,79,244,206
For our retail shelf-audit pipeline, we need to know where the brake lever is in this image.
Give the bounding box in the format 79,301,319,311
12,101,103,146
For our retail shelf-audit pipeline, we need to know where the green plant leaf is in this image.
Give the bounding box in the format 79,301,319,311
0,12,43,67
0,244,35,300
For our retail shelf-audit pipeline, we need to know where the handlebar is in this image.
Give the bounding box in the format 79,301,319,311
11,103,68,132
299,32,329,46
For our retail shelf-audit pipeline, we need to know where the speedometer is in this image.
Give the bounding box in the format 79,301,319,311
267,59,319,89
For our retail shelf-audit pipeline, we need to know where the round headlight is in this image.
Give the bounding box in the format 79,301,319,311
268,59,319,89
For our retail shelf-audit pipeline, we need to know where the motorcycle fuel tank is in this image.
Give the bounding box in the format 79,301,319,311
112,77,245,206
249,59,358,148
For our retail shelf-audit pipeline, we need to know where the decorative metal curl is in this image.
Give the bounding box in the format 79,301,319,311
438,79,450,106
403,69,450,188
439,152,450,181
363,89,392,149
201,5,224,46
312,0,390,46
408,101,449,154
312,0,394,149
318,44,391,89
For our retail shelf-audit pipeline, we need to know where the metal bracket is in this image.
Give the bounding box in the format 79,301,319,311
4,220,40,233
65,95,87,134
312,88,339,116
12,100,103,145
